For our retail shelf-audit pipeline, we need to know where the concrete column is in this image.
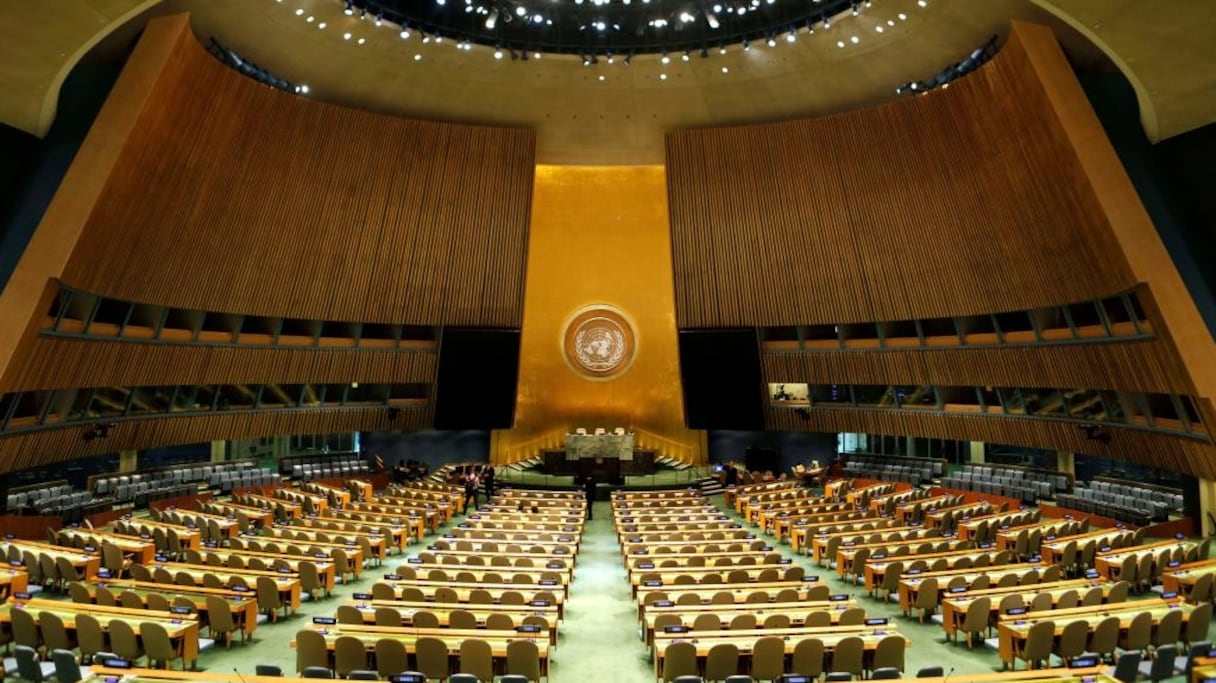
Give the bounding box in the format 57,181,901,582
1057,451,1076,477
210,441,227,462
969,442,985,464
118,450,138,473
906,437,916,457
1199,478,1216,537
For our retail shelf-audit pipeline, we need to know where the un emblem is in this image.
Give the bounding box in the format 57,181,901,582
561,305,637,380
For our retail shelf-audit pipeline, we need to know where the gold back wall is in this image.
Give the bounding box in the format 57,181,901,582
491,166,703,465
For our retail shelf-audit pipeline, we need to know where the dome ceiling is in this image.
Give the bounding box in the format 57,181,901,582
0,0,1213,164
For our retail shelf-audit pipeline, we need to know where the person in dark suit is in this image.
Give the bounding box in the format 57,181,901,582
483,466,496,500
582,475,596,520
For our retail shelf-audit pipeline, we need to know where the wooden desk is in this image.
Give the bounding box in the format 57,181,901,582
1039,528,1136,566
641,598,860,645
290,519,406,551
835,539,971,578
207,502,275,528
163,511,241,539
896,563,1052,615
893,495,953,523
939,579,1116,638
241,494,303,519
1093,539,1194,580
296,622,550,676
996,599,1193,669
1190,656,1216,682
58,529,157,564
992,519,1080,553
790,518,901,553
809,526,938,565
327,509,428,543
628,564,797,594
0,567,28,597
1,540,102,579
196,548,338,590
0,598,201,668
254,528,386,561
87,667,316,682
341,599,558,644
625,551,783,571
845,484,896,506
865,549,1013,592
113,520,203,550
654,624,906,681
636,580,824,619
403,564,570,586
142,562,301,610
1161,557,1216,595
83,579,259,640
956,511,1034,541
925,502,994,529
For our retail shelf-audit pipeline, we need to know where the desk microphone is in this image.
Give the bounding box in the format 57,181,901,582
233,667,250,683
942,666,955,683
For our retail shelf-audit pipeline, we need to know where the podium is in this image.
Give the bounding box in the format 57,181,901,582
540,432,657,479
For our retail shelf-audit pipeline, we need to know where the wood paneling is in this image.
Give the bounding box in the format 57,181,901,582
762,338,1193,395
666,26,1134,328
768,407,1216,478
0,405,431,474
6,337,436,391
60,18,534,327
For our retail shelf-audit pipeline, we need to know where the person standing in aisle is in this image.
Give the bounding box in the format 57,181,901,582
464,469,480,511
582,475,596,520
483,465,496,501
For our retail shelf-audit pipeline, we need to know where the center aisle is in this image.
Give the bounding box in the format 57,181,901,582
554,499,657,682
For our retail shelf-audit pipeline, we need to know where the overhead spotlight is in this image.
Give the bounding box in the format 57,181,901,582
661,51,670,64
318,21,326,29
766,36,776,47
786,29,797,42
681,51,690,62
719,45,727,55
851,4,859,16
721,66,729,73
298,84,309,94
823,17,831,29
533,52,542,59
374,14,382,26
607,52,615,64
399,29,410,39
917,0,927,5
414,53,422,60
582,53,591,66
851,35,859,43
705,12,720,29
485,11,497,29
494,48,504,60
294,8,304,15
598,74,606,81
343,32,352,40
344,0,354,15
659,73,667,80
742,39,750,51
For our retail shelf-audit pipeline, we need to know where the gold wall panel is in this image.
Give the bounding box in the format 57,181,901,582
491,166,704,465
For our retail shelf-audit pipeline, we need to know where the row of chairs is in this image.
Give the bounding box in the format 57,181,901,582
4,607,193,671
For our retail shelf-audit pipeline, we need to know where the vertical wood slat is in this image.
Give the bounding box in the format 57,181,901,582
665,27,1135,329
59,29,535,328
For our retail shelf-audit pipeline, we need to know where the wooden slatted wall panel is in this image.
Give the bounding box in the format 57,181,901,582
666,26,1135,328
768,408,1216,479
0,406,431,473
761,339,1193,395
60,30,534,327
7,338,436,391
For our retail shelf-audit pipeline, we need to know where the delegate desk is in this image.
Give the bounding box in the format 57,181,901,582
992,519,1081,553
2,540,102,579
0,598,202,669
431,537,579,554
0,567,27,597
626,552,784,571
57,528,157,564
274,490,330,515
996,599,1195,670
925,502,994,529
140,562,302,610
82,579,259,640
628,565,798,595
303,482,353,507
1093,539,1195,580
341,599,559,644
893,495,954,523
254,528,387,561
88,667,319,683
896,564,1053,615
641,598,861,645
956,512,1033,541
379,580,567,616
195,548,338,590
1162,557,1216,596
1191,656,1216,683
327,509,428,542
295,622,550,677
164,511,241,539
293,518,407,549
654,624,907,682
229,536,368,572
939,580,1118,639
845,484,896,506
864,549,1016,593
113,520,203,551
408,555,574,578
810,527,942,565
1039,529,1136,566
636,580,824,619
756,502,854,532
241,494,303,519
354,500,452,525
206,502,274,528
790,518,902,554
836,539,974,579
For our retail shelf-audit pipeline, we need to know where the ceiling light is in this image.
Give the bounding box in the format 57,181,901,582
766,37,776,47
721,66,729,73
661,52,670,64
598,74,606,81
318,22,326,29
898,13,907,20
414,53,422,61
706,12,720,29
516,6,527,16
875,26,883,32
294,8,304,15
305,15,314,23
659,73,667,80
399,29,410,39
343,32,352,40
918,0,927,5
836,40,845,48
298,84,309,94
494,49,504,59
851,35,859,43
357,37,366,44
681,51,690,62
786,30,797,43
485,12,497,29
719,46,727,55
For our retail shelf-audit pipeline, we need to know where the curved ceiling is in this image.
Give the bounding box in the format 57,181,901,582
1,0,1213,162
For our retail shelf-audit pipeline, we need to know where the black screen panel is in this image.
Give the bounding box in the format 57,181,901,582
434,328,520,430
678,329,764,430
